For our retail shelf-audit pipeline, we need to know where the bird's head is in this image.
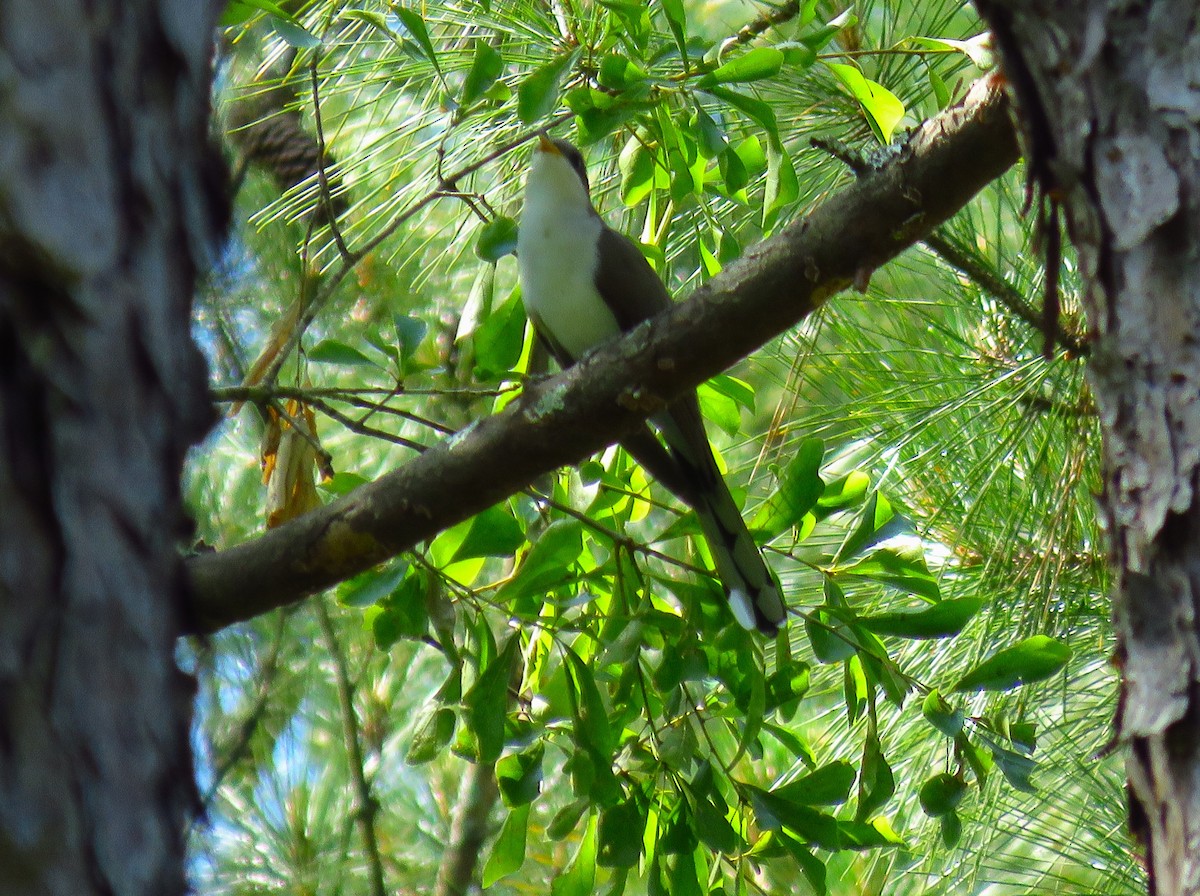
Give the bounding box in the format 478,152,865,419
529,133,592,202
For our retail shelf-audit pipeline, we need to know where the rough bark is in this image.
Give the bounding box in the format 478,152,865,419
186,77,1020,633
974,2,1200,894
0,3,224,895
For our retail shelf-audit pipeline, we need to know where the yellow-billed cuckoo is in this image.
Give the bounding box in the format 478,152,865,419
517,135,787,634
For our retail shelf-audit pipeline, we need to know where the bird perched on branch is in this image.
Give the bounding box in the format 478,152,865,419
517,134,786,634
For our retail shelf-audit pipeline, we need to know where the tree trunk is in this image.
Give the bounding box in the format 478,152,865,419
975,3,1200,893
0,3,224,895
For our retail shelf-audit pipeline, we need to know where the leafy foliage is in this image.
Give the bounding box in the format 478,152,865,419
188,1,1137,894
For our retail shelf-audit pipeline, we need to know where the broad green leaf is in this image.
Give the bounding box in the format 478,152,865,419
805,605,856,663
394,313,428,363
827,63,905,144
778,833,827,895
952,635,1072,692
698,48,784,86
763,140,799,229
475,215,518,261
319,471,369,496
272,16,321,49
548,798,590,840
464,635,518,762
836,491,903,560
658,800,698,855
519,51,578,123
918,773,966,817
762,722,817,767
462,40,503,107
704,86,779,142
598,53,646,89
495,519,586,604
927,63,951,110
473,291,526,379
837,817,905,849
308,338,377,367
751,438,824,537
800,10,857,53
367,571,428,647
620,136,658,206
856,730,895,821
450,505,525,562
496,744,544,807
817,470,871,511
456,263,495,342
836,547,940,600
990,743,1037,792
393,7,442,77
693,795,739,854
598,798,644,867
483,804,530,887
859,597,982,639
921,689,964,737
775,761,855,806
843,654,867,725
337,561,407,607
940,810,962,848
406,707,455,764
551,813,598,896
764,662,810,715
563,644,616,758
718,146,749,195
658,0,688,64
746,786,840,849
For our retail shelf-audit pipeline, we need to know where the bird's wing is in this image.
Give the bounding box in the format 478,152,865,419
593,226,672,330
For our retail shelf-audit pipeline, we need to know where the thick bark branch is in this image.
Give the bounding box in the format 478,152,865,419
186,78,1019,635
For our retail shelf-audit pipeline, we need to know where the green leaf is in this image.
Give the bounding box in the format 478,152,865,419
921,689,964,737
658,0,689,64
805,605,856,663
746,786,840,849
856,730,895,821
693,795,739,854
518,51,578,123
551,813,598,896
827,63,906,144
620,136,659,206
836,547,940,600
697,48,784,86
817,471,872,511
800,10,857,53
394,313,428,363
696,381,740,437
918,773,966,817
762,722,817,767
451,505,525,562
462,40,503,107
836,491,903,560
483,804,530,887
308,338,377,367
774,761,855,806
367,570,428,647
473,291,526,379
406,707,455,764
990,743,1037,792
704,86,779,142
475,215,519,261
940,810,962,848
952,635,1072,693
598,53,646,89
548,798,590,839
598,798,644,867
859,597,982,639
563,644,616,758
465,636,518,762
393,6,442,77
751,438,824,537
337,561,407,607
496,744,544,807
778,833,828,895
837,817,905,849
496,519,586,605
272,16,321,49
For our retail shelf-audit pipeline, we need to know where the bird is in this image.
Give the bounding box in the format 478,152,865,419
517,134,787,634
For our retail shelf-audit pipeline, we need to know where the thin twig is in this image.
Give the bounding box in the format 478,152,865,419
316,600,388,896
309,57,352,262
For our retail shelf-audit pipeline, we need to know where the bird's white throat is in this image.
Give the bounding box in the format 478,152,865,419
518,150,620,360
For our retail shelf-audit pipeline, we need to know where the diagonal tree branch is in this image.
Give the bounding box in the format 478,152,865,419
185,78,1020,636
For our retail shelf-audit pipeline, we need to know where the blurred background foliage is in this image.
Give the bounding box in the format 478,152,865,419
186,0,1135,893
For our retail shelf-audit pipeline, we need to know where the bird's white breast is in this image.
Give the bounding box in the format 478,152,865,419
518,153,620,360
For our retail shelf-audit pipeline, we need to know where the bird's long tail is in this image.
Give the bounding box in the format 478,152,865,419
623,399,786,634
